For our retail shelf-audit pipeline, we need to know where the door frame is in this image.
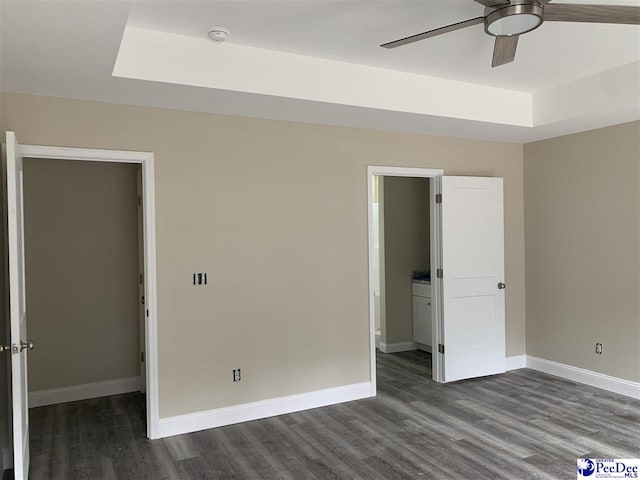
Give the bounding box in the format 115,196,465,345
17,143,160,439
367,166,445,395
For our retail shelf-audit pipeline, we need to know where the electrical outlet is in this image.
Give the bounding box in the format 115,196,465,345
595,343,603,355
233,369,241,382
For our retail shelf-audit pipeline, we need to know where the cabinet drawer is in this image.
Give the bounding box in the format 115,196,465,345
412,282,432,298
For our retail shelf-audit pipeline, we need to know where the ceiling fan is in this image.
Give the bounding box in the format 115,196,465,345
381,1,640,67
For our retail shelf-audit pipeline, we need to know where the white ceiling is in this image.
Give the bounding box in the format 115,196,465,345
1,0,639,143
128,0,640,92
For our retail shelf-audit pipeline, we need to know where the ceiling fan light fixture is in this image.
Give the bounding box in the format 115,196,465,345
485,4,544,36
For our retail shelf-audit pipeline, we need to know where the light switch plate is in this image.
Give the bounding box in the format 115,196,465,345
193,273,207,285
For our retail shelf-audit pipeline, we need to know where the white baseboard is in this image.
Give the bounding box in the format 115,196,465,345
29,376,143,408
379,341,418,354
158,381,372,438
506,354,527,371
526,356,640,400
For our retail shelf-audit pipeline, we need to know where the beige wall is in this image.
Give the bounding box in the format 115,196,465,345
524,121,640,382
383,177,430,344
23,158,140,391
1,93,526,418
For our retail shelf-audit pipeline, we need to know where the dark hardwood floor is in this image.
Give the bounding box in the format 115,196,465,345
23,351,640,479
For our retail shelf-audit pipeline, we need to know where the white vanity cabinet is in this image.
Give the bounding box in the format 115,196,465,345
412,282,432,348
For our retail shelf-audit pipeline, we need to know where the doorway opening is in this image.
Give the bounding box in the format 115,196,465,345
3,135,159,479
368,167,443,392
22,157,147,471
23,157,145,396
368,166,507,394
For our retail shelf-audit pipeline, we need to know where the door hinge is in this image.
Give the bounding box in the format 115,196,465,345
137,195,142,207
438,343,445,354
437,268,443,279
141,351,145,363
141,295,145,305
436,193,442,204
139,273,144,285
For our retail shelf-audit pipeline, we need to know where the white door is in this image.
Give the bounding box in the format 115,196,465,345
5,132,31,479
440,176,505,382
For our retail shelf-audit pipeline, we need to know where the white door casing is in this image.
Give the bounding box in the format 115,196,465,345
5,132,30,480
367,166,444,390
440,176,506,382
137,167,147,394
19,142,160,439
3,138,160,452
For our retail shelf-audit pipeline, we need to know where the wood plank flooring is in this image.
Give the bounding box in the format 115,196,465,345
22,351,640,479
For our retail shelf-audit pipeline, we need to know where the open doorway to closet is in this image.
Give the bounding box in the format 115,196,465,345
22,157,146,460
23,158,144,402
3,133,159,480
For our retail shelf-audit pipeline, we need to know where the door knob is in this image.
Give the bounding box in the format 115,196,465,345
498,282,506,290
0,344,10,353
13,340,35,353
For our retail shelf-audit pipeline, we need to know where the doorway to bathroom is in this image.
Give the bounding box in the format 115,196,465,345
367,166,507,393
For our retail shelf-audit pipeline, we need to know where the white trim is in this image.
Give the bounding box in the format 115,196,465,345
431,175,444,383
158,382,372,439
367,168,377,397
378,341,419,354
20,145,151,164
29,377,143,408
367,166,444,393
369,166,444,178
375,333,381,348
526,356,640,400
18,143,160,439
141,152,160,440
506,354,527,370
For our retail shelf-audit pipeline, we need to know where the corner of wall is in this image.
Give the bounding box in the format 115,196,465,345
522,122,640,383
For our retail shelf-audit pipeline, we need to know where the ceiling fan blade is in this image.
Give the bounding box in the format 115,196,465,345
381,17,484,48
492,35,519,67
544,4,640,24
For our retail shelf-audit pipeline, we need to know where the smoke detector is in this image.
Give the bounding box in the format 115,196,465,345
208,27,230,42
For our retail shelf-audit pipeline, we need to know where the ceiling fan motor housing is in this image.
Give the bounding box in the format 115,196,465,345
485,1,544,36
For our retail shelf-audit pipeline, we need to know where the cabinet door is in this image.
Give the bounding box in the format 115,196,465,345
412,295,432,347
